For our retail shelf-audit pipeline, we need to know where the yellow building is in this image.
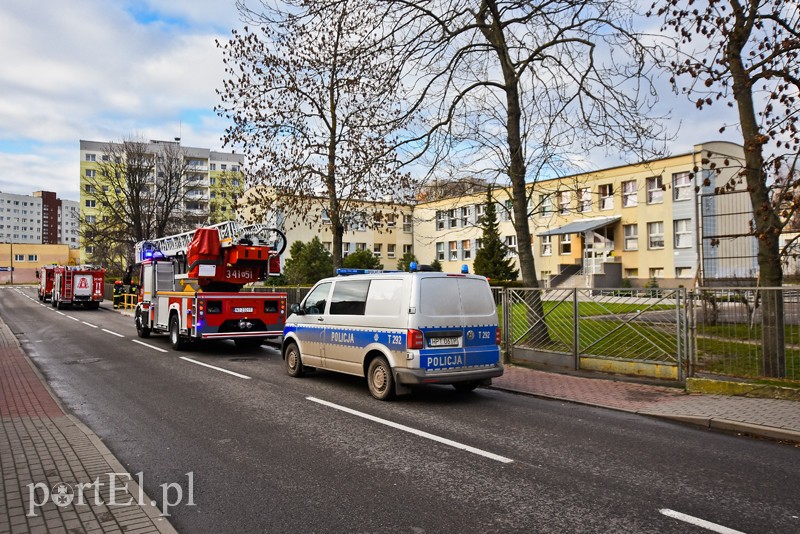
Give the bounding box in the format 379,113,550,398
240,189,415,269
413,141,749,287
0,244,81,284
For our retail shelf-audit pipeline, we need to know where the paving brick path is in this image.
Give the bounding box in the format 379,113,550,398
0,315,175,534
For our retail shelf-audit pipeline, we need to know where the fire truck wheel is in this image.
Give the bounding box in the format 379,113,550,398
135,310,151,338
51,296,57,308
284,342,305,377
38,291,43,301
56,299,66,310
86,302,100,310
169,315,186,351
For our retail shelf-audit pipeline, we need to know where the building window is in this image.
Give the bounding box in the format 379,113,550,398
539,194,553,217
101,155,109,161
504,235,517,257
436,211,445,230
387,244,396,258
448,209,458,228
85,153,96,161
674,219,692,248
210,177,216,185
646,176,663,204
624,268,639,278
14,254,25,261
403,214,413,233
500,200,512,222
475,203,485,223
210,163,216,171
373,243,382,256
541,235,552,256
449,241,458,260
86,246,94,254
321,209,331,224
673,172,692,201
385,213,397,228
436,242,445,261
221,164,227,170
460,206,472,227
85,169,96,177
232,165,239,172
649,268,664,279
356,242,367,251
623,224,638,250
85,215,96,223
599,184,613,210
475,238,483,251
676,267,692,278
622,180,637,207
578,188,592,213
648,221,664,249
403,244,412,255
559,234,572,255
85,200,96,208
461,240,472,260
558,191,571,214
323,241,332,253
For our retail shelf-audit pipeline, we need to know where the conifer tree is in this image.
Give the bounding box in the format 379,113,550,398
472,189,518,282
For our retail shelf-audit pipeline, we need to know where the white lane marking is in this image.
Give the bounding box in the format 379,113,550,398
56,311,66,316
67,316,79,322
179,357,252,379
132,339,168,353
102,328,124,338
307,396,514,464
659,509,745,534
81,321,98,328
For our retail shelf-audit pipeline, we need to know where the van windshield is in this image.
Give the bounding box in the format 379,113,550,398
420,277,495,317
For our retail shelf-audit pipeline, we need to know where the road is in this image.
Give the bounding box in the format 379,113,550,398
2,286,799,533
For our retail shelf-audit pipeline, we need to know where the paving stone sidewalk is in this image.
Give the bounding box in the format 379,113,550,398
0,314,176,534
493,365,800,443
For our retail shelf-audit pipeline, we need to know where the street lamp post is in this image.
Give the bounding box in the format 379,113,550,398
9,237,13,285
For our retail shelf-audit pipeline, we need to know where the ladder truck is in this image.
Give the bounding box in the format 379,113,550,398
51,265,106,309
132,221,289,351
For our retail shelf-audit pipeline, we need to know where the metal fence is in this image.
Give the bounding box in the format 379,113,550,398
504,287,688,381
689,288,799,381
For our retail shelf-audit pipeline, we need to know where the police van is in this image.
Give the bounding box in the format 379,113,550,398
281,265,503,400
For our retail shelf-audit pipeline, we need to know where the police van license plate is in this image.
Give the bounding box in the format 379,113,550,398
428,337,459,347
234,307,254,313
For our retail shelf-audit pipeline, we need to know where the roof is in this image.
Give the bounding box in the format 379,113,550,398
537,216,621,236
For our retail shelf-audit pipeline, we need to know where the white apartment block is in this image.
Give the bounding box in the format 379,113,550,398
0,191,43,244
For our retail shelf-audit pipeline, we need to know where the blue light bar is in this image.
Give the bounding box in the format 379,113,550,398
336,268,402,276
409,261,418,272
461,264,469,274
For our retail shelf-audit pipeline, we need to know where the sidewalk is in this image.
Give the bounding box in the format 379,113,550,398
0,315,176,534
492,365,800,443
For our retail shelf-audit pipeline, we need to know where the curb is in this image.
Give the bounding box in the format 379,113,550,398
490,384,800,445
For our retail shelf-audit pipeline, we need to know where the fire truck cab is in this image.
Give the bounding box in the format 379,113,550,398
37,265,57,302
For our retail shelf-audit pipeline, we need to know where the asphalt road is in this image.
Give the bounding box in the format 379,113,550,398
2,286,799,533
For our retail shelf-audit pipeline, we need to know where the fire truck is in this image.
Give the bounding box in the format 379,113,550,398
133,221,288,351
51,266,106,309
37,265,57,302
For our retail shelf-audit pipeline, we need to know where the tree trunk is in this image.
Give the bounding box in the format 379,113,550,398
727,16,785,377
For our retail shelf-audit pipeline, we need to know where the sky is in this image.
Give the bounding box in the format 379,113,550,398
0,0,742,202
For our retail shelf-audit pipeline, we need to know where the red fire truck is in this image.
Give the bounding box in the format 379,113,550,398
133,221,288,351
51,266,106,309
37,265,57,302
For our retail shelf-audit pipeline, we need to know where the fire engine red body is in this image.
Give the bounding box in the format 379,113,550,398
134,223,287,351
51,266,105,309
37,265,57,302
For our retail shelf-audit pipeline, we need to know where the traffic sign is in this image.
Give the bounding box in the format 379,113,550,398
0,267,14,272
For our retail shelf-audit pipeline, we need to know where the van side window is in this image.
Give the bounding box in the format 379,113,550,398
330,280,370,315
303,282,332,315
364,279,403,316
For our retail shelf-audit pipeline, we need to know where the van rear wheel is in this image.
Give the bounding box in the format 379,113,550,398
367,356,395,401
284,342,304,377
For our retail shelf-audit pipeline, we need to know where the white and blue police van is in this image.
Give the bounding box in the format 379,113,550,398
281,264,503,400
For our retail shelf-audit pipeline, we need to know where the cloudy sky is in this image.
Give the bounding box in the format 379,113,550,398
0,0,741,202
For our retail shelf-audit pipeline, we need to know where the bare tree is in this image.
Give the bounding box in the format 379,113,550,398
651,0,799,376
216,0,413,270
81,137,201,271
375,0,666,288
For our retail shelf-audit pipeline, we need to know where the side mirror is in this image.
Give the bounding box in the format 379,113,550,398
290,303,304,315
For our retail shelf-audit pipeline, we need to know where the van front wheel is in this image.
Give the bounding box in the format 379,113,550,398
284,342,304,377
367,356,395,401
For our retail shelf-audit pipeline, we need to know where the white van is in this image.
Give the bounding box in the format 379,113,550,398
281,267,503,400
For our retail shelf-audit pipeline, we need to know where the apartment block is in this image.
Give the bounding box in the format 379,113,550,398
0,190,78,248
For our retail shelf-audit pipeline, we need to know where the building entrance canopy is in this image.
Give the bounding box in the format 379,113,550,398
537,216,621,236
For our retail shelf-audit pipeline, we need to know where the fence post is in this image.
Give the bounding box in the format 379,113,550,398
676,289,684,383
573,288,579,371
686,290,695,381
502,288,510,363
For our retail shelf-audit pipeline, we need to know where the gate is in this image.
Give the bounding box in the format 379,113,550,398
504,287,690,382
